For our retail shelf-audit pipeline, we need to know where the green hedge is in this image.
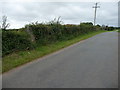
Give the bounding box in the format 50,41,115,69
2,20,104,56
2,31,34,56
26,22,95,45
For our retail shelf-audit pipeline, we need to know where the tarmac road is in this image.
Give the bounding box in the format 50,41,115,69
2,31,118,88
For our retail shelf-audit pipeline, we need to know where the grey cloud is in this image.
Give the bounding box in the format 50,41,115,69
0,2,118,28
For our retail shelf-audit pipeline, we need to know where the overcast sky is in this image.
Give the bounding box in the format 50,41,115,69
0,2,118,29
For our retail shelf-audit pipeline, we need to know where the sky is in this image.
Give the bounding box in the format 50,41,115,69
0,1,119,29
118,1,120,27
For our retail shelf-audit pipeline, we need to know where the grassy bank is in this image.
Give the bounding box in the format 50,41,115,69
2,30,106,73
117,29,120,32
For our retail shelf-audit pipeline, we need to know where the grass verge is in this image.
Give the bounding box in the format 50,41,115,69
2,30,107,73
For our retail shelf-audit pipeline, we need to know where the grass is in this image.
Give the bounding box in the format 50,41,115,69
117,29,120,32
2,30,107,73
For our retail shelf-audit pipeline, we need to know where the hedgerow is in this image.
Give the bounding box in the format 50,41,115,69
2,30,34,56
2,19,113,56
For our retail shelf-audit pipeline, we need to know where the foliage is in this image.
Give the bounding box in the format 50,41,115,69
101,25,116,31
2,18,110,56
25,20,95,46
2,30,34,56
2,30,106,73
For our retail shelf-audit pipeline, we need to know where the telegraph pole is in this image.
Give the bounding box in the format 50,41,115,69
93,3,100,26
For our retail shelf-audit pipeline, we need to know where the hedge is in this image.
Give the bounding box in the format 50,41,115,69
2,31,34,56
2,19,111,56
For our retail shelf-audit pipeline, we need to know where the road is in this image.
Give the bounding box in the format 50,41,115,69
2,32,118,88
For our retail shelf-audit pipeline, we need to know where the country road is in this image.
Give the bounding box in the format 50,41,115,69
2,31,118,88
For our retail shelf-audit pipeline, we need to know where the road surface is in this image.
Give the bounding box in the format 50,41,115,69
2,32,118,88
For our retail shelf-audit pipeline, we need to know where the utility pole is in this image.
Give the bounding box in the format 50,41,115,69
93,3,100,26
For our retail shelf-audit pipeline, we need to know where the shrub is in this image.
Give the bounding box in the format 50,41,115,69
79,22,94,33
2,31,34,56
2,18,102,56
25,21,96,45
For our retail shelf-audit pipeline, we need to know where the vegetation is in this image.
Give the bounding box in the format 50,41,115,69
2,30,106,73
117,28,120,32
2,18,116,73
1,15,10,30
2,19,103,56
2,31,34,56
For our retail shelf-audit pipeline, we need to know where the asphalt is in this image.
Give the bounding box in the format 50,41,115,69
2,31,118,88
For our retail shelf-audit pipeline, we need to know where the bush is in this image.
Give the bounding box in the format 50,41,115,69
26,21,95,46
2,31,34,56
79,22,94,33
2,18,102,56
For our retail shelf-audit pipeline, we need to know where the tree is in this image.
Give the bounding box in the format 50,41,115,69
1,15,10,30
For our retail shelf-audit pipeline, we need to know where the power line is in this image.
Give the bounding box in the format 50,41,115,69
93,3,100,26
